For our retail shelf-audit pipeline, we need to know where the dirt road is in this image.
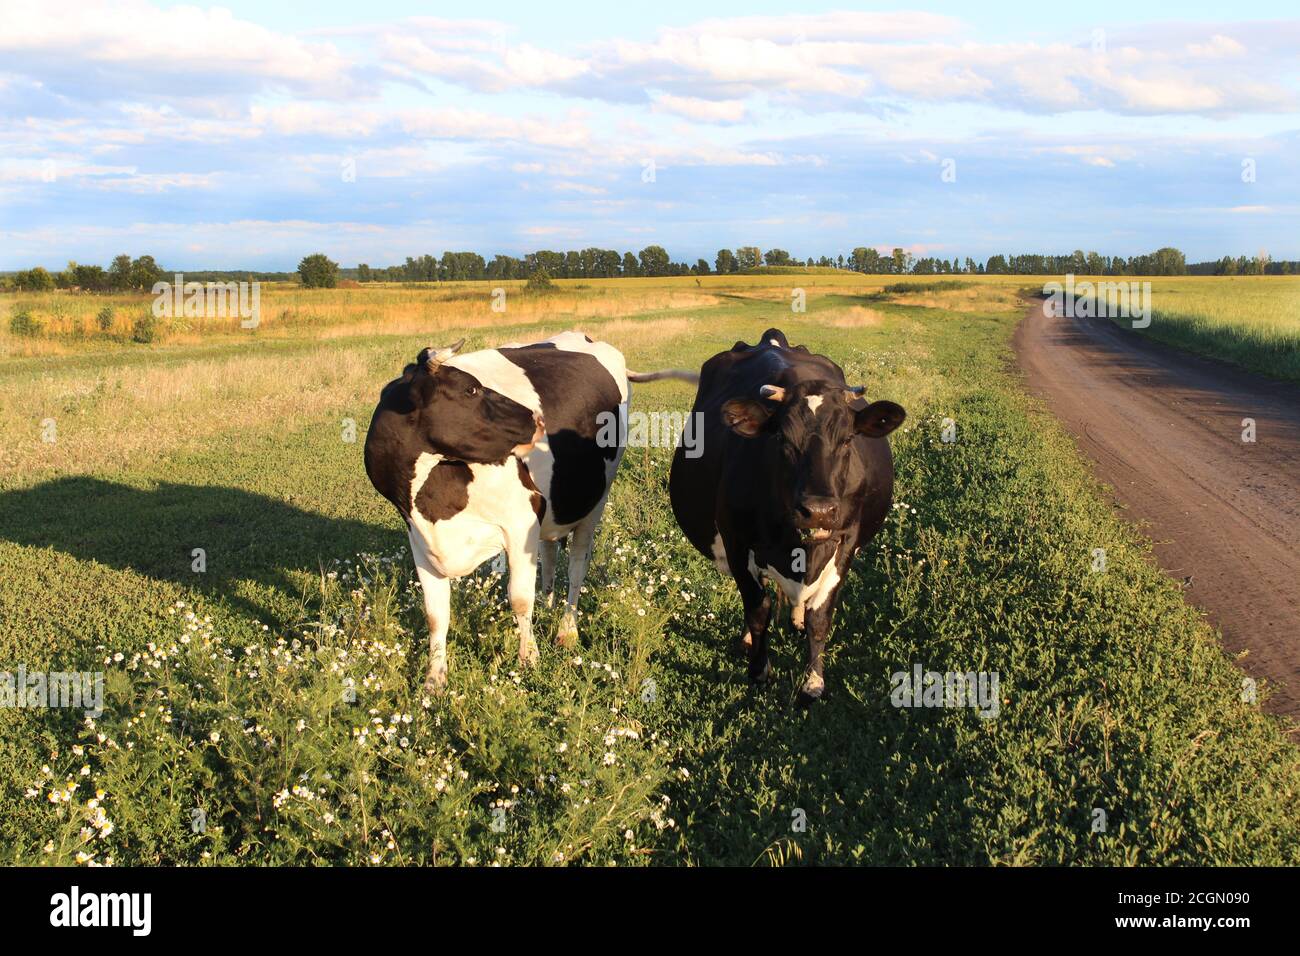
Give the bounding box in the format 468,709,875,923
1015,299,1300,719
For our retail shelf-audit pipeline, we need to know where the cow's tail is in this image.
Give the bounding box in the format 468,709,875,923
627,368,700,385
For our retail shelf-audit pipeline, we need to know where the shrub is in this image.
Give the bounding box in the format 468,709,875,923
298,253,339,289
9,307,42,337
131,313,160,344
525,269,555,293
883,280,971,294
96,306,115,331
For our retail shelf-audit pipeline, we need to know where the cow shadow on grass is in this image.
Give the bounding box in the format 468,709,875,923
0,475,400,630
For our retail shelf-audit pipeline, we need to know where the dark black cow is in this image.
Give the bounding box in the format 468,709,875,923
365,331,632,693
668,328,905,701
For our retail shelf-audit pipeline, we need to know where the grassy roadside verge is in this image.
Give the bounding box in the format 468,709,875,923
1132,311,1300,383
2,286,1297,865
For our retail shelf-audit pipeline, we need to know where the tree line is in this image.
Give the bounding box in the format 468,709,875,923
6,255,165,292
6,246,1297,293
353,245,1225,281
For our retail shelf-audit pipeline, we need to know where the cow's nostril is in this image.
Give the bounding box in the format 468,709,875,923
798,498,838,524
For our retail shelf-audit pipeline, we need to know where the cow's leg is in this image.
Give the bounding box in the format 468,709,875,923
727,552,773,682
799,587,842,705
720,536,773,681
558,497,607,647
539,538,559,608
739,586,772,655
411,559,451,694
504,521,542,666
740,577,773,683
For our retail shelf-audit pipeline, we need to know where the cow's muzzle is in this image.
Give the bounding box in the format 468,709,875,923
795,497,839,541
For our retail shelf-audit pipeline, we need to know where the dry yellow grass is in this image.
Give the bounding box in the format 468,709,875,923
0,344,386,480
886,285,1026,313
0,306,726,482
822,305,886,327
0,283,732,356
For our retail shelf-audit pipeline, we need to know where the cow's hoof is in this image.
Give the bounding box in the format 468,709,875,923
747,659,773,685
556,613,579,649
519,643,540,667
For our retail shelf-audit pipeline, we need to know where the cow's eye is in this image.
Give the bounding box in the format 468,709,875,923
466,386,479,397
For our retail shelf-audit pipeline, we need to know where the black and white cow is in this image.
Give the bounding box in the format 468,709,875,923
364,331,635,693
668,328,906,703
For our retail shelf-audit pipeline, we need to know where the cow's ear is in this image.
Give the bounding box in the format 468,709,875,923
722,399,772,437
855,400,905,437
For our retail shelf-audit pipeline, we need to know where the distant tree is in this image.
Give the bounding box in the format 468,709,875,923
763,248,792,266
736,246,762,270
298,253,339,289
596,249,622,277
109,254,133,290
130,255,164,291
14,266,55,291
357,263,372,282
56,260,79,289
695,258,711,275
73,264,107,291
638,245,670,277
621,252,639,277
715,249,736,274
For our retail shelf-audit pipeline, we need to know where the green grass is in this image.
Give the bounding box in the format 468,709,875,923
1095,276,1300,383
881,279,972,294
2,281,1298,865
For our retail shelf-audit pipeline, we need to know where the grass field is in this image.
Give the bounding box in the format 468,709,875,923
1087,276,1300,382
3,276,1299,865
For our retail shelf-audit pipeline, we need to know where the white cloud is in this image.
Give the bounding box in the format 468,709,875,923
383,14,1299,118
0,0,360,98
650,93,748,123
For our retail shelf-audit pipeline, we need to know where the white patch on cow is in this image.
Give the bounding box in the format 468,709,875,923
443,349,543,416
522,435,556,532
769,338,780,347
805,395,824,415
545,331,630,402
409,454,536,578
748,546,841,629
410,452,443,513
710,533,730,574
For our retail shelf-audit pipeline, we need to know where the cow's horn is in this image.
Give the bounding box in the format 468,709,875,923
424,338,466,371
759,384,787,402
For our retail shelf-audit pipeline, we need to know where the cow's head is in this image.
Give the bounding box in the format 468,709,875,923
368,339,543,466
720,381,905,542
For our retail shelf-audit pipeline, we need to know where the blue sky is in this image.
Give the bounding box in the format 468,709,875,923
1,1,1297,269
